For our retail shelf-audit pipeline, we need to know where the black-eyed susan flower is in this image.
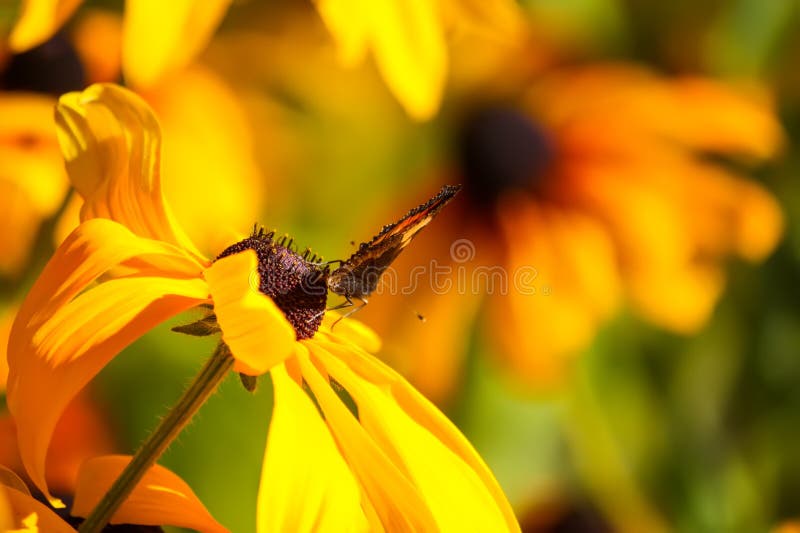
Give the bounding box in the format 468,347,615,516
0,460,227,531
363,62,784,401
7,83,519,530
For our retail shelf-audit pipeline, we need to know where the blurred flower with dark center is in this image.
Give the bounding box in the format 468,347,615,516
0,33,83,278
7,83,520,531
362,56,784,402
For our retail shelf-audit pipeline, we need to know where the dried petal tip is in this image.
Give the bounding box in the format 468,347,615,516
217,228,329,339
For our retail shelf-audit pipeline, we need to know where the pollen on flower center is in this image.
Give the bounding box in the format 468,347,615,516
216,228,329,340
458,106,555,207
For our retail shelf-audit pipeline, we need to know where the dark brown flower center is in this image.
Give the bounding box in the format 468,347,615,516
457,106,554,208
0,34,86,96
216,229,329,340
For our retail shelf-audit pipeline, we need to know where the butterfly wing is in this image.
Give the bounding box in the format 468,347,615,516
329,184,461,297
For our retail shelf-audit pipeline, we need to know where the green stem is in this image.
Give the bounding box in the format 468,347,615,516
79,343,234,533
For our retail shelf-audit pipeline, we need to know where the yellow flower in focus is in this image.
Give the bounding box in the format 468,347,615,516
363,64,784,401
0,460,227,531
8,0,232,87
315,0,523,120
7,83,519,530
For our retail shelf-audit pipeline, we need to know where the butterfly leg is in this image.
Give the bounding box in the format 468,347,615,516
308,295,354,323
331,297,368,329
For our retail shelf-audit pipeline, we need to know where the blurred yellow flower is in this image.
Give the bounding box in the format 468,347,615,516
364,64,784,401
8,83,519,530
0,93,68,277
0,460,227,531
8,0,232,87
315,0,523,120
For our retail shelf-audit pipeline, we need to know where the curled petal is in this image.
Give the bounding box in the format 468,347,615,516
55,83,204,259
311,346,519,531
123,0,232,87
8,0,83,51
259,365,368,532
204,251,296,375
8,220,208,502
72,455,227,532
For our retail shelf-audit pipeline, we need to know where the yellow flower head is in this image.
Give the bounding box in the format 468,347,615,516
7,83,519,530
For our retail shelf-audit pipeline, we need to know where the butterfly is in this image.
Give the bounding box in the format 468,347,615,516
325,184,461,319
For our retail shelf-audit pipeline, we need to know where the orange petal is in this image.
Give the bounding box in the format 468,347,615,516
1,484,74,532
122,0,232,87
8,0,84,51
1,306,15,392
313,347,518,531
204,251,296,375
54,83,204,259
312,338,519,530
0,466,29,496
490,199,619,382
258,364,368,532
72,455,227,532
7,220,209,502
297,349,438,530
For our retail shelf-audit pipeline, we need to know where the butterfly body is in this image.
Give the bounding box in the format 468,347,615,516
327,185,461,307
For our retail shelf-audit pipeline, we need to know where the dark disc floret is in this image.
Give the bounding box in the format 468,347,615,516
216,227,329,340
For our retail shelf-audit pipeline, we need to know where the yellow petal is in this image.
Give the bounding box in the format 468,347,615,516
0,484,74,532
366,0,447,120
123,0,232,87
312,346,519,531
204,251,296,375
315,0,370,66
72,455,227,532
297,349,438,530
54,83,204,259
319,315,382,354
312,339,519,530
8,0,84,51
7,220,209,502
258,364,368,532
